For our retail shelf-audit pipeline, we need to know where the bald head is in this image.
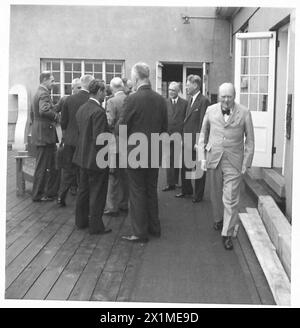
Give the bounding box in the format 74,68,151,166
168,81,181,99
71,78,81,94
218,83,236,110
110,77,124,94
80,74,95,90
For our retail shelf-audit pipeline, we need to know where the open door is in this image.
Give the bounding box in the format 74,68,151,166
156,61,163,95
235,32,276,167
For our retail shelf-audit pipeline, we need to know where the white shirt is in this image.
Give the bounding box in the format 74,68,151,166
191,91,200,106
222,107,233,123
171,97,178,104
90,97,100,106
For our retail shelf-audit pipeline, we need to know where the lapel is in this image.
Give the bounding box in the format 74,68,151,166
184,93,200,123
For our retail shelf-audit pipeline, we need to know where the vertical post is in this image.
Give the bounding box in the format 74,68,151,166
16,157,25,196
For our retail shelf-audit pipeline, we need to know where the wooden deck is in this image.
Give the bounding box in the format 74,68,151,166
5,150,275,304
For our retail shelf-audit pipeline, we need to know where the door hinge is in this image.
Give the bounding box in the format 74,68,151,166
276,40,280,47
272,146,277,154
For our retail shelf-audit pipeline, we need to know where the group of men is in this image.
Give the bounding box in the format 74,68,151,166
31,61,254,250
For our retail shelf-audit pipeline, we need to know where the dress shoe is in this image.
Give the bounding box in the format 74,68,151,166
175,192,186,198
39,196,55,202
104,210,119,217
119,208,129,213
57,197,66,207
90,228,112,235
192,198,202,203
162,185,175,192
213,220,223,231
122,235,149,243
222,236,233,250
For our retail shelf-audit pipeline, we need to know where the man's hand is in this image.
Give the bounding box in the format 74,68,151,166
201,160,207,171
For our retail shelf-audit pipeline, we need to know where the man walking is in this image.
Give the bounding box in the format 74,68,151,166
73,79,111,235
57,74,94,206
176,74,210,203
162,81,187,192
197,83,255,250
119,62,168,243
104,77,129,216
31,71,60,202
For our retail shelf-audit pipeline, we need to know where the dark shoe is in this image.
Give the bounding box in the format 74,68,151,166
213,220,223,231
40,196,55,202
192,198,202,203
162,185,176,192
122,235,149,243
222,236,233,250
104,210,119,217
90,228,112,235
70,186,77,196
175,192,186,198
57,197,66,207
119,208,129,213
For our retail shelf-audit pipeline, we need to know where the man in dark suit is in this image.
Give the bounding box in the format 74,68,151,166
162,81,188,191
176,74,210,203
31,71,60,202
119,62,168,243
73,79,111,235
57,74,94,206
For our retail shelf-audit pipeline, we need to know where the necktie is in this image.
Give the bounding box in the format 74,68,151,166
222,108,230,116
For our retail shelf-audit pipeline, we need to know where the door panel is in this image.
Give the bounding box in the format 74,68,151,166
235,32,276,167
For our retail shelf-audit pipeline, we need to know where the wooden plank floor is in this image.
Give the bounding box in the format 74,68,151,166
5,150,273,304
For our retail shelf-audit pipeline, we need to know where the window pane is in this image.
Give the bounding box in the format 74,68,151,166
73,72,81,79
52,84,60,94
250,76,259,93
250,39,259,56
73,62,81,71
250,57,259,74
260,57,269,74
65,72,72,83
106,63,114,72
65,84,72,95
241,39,249,56
115,73,122,78
94,64,102,72
52,95,60,104
106,73,114,83
53,71,60,82
259,76,268,93
115,64,122,73
85,63,93,72
260,38,269,56
52,61,60,71
240,94,249,108
240,76,249,93
46,62,51,70
258,94,268,111
65,62,72,71
94,73,102,80
249,94,258,111
241,58,248,74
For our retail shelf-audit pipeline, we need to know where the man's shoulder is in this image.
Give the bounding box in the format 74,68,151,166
235,102,250,114
206,102,220,112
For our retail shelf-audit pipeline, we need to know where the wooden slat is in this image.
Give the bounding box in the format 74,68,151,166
23,228,87,300
239,211,290,306
5,216,75,299
5,208,73,288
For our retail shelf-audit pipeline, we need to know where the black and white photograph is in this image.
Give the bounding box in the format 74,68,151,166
0,0,299,309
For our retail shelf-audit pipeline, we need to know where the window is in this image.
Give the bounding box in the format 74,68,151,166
41,59,125,103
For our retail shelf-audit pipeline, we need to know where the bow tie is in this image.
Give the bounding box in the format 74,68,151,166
222,108,230,116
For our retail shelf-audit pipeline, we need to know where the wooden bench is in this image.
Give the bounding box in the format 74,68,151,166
239,208,290,306
15,151,35,196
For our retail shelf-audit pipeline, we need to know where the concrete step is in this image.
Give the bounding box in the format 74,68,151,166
262,168,285,198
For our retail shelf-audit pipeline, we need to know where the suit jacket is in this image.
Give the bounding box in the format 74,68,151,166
73,99,109,171
31,85,58,146
183,93,210,148
61,90,90,146
118,84,168,168
166,97,188,134
197,102,255,172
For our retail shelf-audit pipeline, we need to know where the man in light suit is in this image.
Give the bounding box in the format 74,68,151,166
57,74,94,206
31,71,60,202
197,83,255,250
104,77,129,216
118,62,168,243
162,81,188,191
176,75,210,203
73,79,111,235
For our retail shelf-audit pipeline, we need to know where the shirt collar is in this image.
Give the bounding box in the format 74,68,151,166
89,97,100,106
171,97,179,104
192,90,200,102
81,88,89,93
40,84,49,92
114,90,124,96
137,82,150,90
